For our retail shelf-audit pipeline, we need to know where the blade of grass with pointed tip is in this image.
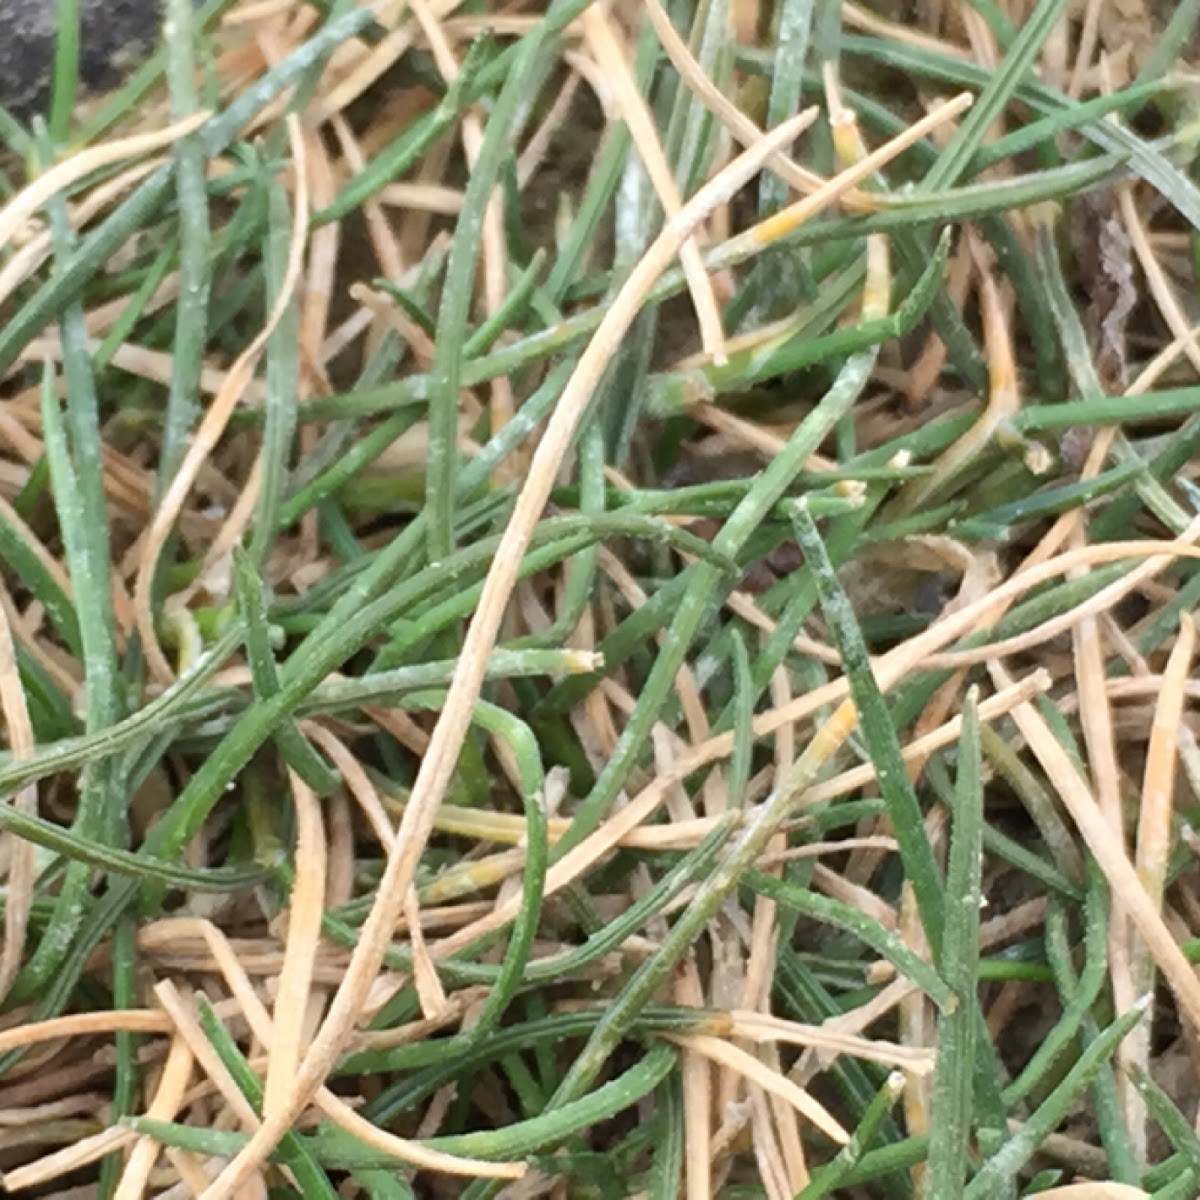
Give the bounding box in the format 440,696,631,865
795,1071,906,1200
232,548,340,795
789,499,943,940
744,871,953,1009
925,690,983,1200
1003,868,1108,1108
790,500,1009,1150
964,998,1150,1197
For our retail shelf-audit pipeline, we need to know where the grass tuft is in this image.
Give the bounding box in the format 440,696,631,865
2,1,1200,1196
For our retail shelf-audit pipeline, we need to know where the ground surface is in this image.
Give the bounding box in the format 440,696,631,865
2,1,1200,1198
0,0,167,120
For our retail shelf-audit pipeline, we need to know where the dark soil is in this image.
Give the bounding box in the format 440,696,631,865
0,0,165,118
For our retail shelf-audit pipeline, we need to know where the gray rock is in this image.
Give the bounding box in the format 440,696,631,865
0,0,166,119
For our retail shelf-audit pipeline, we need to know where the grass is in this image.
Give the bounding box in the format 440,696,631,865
1,0,1200,1196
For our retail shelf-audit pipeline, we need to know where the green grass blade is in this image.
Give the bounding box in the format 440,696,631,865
925,690,983,1199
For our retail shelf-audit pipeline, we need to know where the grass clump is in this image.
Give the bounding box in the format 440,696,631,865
2,0,1200,1196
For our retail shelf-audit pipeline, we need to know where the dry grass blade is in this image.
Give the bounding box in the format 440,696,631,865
142,917,506,1179
111,1034,196,1200
263,771,327,1122
2,1126,136,1193
0,113,209,253
729,1011,936,1073
304,722,396,850
1119,183,1200,376
896,266,1023,513
732,93,974,253
899,883,934,1177
674,956,712,1200
1136,613,1195,912
404,884,448,1019
665,1033,850,1146
0,1010,171,1054
1125,611,1196,1157
1070,518,1135,1124
0,602,36,1004
19,336,269,401
0,158,163,307
315,1088,528,1180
